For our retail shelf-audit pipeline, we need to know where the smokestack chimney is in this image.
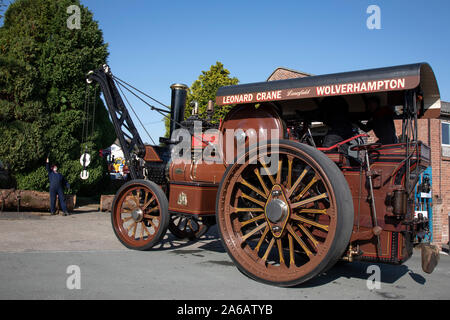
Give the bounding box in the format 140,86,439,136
207,100,214,120
169,83,188,138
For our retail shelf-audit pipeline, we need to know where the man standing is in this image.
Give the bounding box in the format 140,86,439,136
46,158,70,216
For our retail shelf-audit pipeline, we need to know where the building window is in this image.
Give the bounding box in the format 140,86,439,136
443,122,450,146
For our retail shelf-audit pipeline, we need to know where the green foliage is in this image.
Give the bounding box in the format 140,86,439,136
15,166,48,191
0,0,115,194
164,61,239,137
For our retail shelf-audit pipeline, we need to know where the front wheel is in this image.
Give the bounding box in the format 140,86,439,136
111,179,169,250
216,140,354,287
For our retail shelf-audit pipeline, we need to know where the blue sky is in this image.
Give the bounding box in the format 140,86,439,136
10,1,450,142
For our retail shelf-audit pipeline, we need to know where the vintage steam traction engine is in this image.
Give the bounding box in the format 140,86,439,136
87,62,440,287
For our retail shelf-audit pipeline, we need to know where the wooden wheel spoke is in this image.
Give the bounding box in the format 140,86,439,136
291,215,329,231
143,213,157,220
288,234,295,266
132,191,141,208
143,195,155,210
287,168,308,198
254,168,270,196
297,224,319,248
286,224,312,257
126,221,136,232
262,237,275,262
126,197,138,209
145,206,159,215
259,160,276,186
232,207,264,213
124,199,135,210
276,239,285,264
255,226,270,253
294,175,319,201
240,192,265,207
143,191,148,208
241,222,268,242
276,159,283,184
139,222,144,239
240,178,267,199
286,157,293,189
142,223,151,236
122,216,133,223
240,214,265,228
297,208,328,215
146,218,157,229
291,193,328,209
131,223,137,237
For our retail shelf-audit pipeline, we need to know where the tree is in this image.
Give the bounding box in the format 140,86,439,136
165,61,239,137
0,0,115,194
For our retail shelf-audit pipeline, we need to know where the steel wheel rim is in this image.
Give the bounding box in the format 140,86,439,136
113,184,162,247
218,144,338,283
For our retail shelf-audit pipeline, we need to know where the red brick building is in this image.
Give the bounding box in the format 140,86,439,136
268,67,449,248
267,67,312,81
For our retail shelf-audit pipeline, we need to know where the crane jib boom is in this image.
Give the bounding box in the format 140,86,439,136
86,65,146,180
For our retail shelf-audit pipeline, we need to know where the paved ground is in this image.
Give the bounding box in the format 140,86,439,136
0,208,449,300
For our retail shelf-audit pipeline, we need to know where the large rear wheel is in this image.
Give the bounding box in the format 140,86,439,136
216,140,354,286
111,179,169,250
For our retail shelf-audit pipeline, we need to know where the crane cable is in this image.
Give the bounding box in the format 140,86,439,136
79,83,98,180
114,79,156,145
111,75,170,110
81,84,89,147
111,76,170,115
90,85,97,141
108,74,216,150
81,84,97,148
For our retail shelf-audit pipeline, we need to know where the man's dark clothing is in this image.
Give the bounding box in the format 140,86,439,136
46,163,70,214
322,116,355,151
365,106,398,145
320,96,356,151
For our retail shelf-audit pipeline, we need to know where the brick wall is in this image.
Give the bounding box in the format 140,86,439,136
395,119,448,247
437,118,450,247
420,119,449,247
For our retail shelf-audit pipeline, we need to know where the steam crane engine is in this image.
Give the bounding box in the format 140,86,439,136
87,64,215,242
87,62,441,288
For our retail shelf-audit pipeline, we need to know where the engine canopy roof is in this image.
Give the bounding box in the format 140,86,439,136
216,63,441,119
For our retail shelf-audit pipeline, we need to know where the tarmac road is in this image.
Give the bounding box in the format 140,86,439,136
0,209,449,300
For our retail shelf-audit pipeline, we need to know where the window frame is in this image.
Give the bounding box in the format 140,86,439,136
442,121,450,146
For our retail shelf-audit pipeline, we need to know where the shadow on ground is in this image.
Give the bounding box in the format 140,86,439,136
301,261,426,288
161,225,427,289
